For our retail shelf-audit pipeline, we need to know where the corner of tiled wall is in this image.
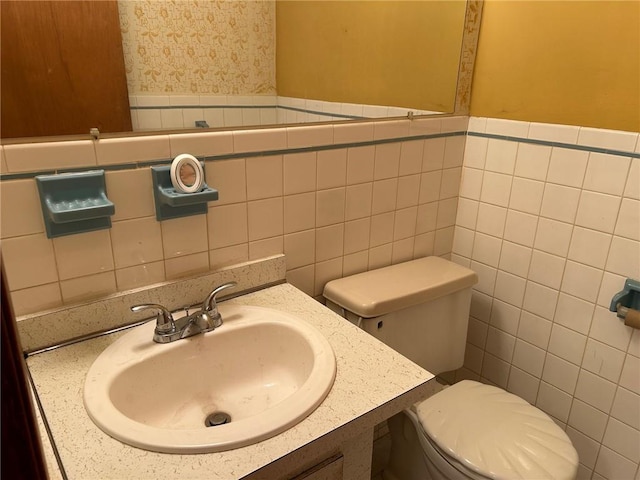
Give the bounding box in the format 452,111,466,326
451,116,640,480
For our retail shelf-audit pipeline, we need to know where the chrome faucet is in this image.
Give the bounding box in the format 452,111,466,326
131,282,237,343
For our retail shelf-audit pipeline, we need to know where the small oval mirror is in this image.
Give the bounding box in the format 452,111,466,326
170,154,204,193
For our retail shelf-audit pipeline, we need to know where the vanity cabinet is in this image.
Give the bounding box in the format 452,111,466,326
291,454,343,480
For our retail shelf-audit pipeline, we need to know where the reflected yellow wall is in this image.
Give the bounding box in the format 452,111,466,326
275,1,466,112
470,0,640,132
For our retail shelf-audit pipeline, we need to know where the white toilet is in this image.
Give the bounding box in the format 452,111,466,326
324,256,579,480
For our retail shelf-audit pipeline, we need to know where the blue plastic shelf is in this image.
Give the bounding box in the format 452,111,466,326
35,170,115,238
151,165,218,220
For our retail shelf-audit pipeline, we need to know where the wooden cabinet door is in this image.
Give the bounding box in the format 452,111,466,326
1,0,132,138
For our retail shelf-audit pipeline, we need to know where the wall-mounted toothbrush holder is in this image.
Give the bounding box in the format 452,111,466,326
35,170,115,238
151,164,218,221
609,278,640,329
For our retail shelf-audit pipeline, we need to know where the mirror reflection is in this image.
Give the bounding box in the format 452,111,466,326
1,0,468,139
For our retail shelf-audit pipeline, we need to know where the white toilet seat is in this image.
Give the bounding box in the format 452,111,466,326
413,381,579,480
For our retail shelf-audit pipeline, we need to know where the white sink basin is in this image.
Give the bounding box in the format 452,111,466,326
84,304,336,453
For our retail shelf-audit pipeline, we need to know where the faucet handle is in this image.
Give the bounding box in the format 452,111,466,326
131,303,175,334
202,281,237,328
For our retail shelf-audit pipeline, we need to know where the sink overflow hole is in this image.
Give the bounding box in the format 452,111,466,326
205,412,231,427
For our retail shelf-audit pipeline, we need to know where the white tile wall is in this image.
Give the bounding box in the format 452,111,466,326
456,118,640,479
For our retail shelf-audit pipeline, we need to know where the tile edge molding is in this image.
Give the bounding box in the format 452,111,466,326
17,254,286,353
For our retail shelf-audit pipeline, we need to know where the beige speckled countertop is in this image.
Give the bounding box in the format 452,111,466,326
27,281,434,480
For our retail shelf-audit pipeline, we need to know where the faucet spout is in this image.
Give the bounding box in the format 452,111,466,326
201,281,237,329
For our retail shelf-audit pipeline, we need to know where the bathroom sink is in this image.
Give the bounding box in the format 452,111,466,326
83,304,336,453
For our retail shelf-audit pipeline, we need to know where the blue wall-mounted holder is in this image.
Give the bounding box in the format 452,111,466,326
151,164,218,221
609,278,640,313
35,170,115,238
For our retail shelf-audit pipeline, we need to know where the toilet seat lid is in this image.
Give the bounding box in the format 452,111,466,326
416,380,578,480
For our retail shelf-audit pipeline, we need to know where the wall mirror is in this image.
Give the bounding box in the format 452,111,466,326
1,0,479,140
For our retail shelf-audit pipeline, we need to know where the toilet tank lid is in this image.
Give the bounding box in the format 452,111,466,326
323,257,477,318
416,380,579,480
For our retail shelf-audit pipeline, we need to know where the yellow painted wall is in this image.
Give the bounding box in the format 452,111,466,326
470,0,640,132
275,1,466,112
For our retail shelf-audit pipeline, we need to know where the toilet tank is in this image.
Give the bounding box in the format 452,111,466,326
323,257,477,375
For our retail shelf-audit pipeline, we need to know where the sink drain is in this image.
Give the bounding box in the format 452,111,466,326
205,412,231,427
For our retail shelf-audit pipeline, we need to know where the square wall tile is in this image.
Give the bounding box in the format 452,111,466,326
284,230,315,270
534,218,573,257
459,167,483,200
233,128,287,153
286,125,333,148
53,230,114,281
372,178,398,214
611,387,640,429
475,203,507,237
370,212,395,247
315,224,344,262
471,232,502,267
485,118,530,137
314,257,343,296
528,250,565,290
343,250,369,277
161,215,208,258
115,261,165,291
248,197,283,241
396,175,421,209
286,264,315,297
507,367,540,405
566,427,600,470
443,136,466,168
490,300,522,336
575,191,621,233
514,143,551,181
105,168,156,222
499,241,532,278
346,146,375,185
249,236,283,260
392,238,415,264
2,234,59,291
620,354,640,395
518,310,552,349
317,149,347,189
454,198,478,230
583,153,631,196
368,243,393,270
485,139,518,174
602,418,640,463
543,353,580,394
548,324,587,366
537,382,573,423
470,261,497,296
554,293,595,335
433,226,454,256
615,198,640,241
509,177,544,215
344,218,371,254
284,152,316,195
540,184,581,223
480,172,512,207
10,283,62,317
624,159,639,199
494,271,526,307
485,326,516,362
373,143,401,180
568,227,612,269
594,446,638,480
589,306,633,352
504,210,538,247
436,198,458,229
399,140,424,176
284,192,316,233
528,122,579,144
96,135,170,165
512,339,546,377
481,353,510,388
164,251,209,280
419,171,442,204
394,207,418,240
209,244,249,270
205,158,246,206
111,217,163,269
422,138,446,171
316,188,345,227
60,271,116,304
574,369,616,413
523,281,558,320
581,339,625,383
561,261,603,303
452,226,475,258
547,148,589,188
246,155,283,200
0,179,45,238
462,136,487,169
606,236,640,279
578,127,639,151
333,122,374,144
208,203,248,249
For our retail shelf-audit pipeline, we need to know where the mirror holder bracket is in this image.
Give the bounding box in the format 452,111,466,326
150,164,218,221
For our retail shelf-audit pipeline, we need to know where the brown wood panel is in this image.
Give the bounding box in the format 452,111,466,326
1,0,132,138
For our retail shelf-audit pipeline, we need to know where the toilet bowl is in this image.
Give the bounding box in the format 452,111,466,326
324,257,579,480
